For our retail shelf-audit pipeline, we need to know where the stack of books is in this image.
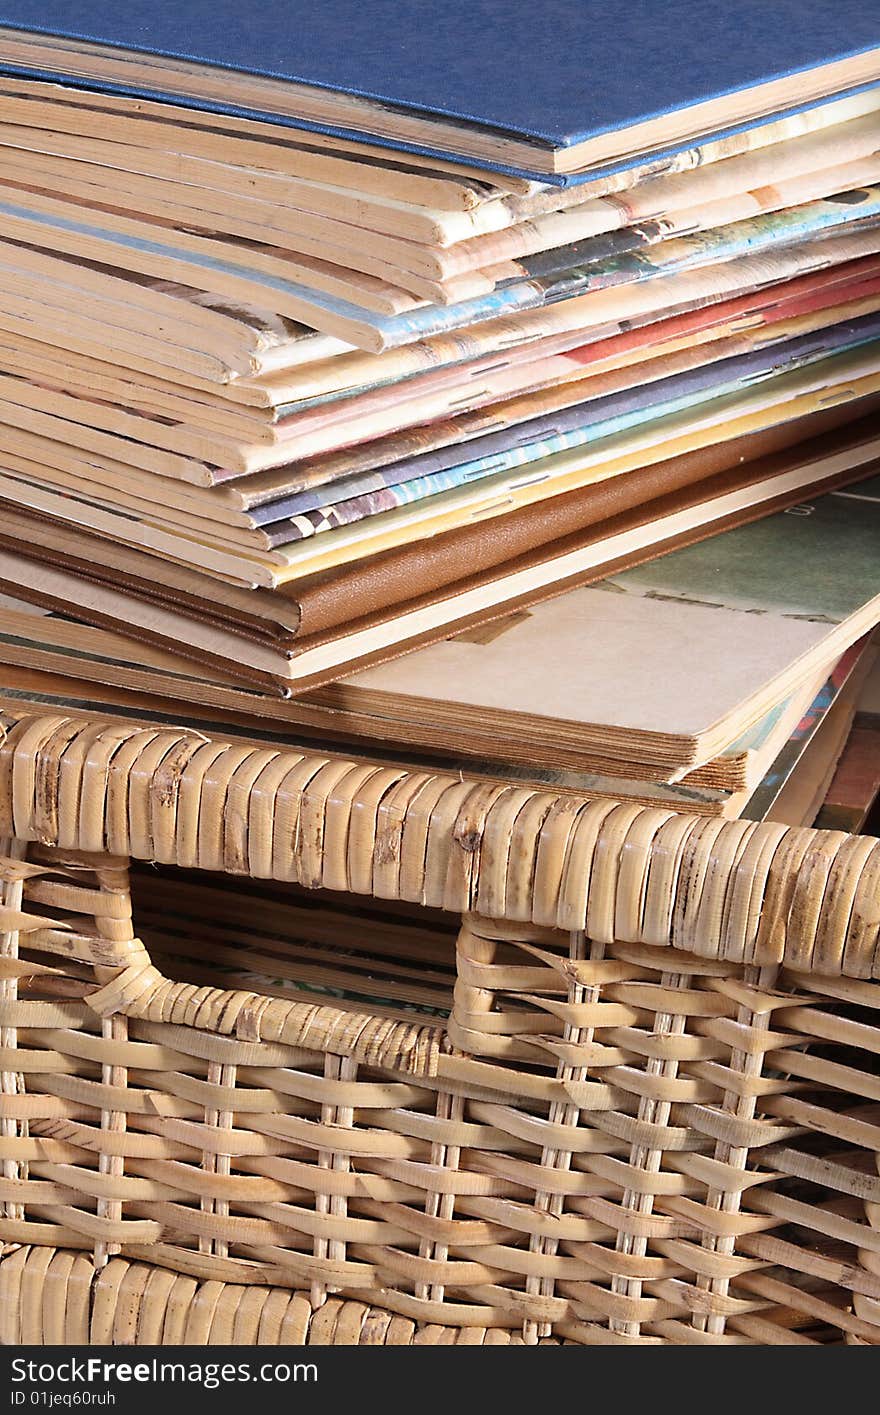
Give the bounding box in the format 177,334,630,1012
0,0,878,825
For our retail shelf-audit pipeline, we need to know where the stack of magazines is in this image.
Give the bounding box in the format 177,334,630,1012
0,0,878,824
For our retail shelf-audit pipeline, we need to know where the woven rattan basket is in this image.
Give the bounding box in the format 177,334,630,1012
1,709,879,1346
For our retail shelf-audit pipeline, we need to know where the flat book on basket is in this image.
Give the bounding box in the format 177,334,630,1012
0,1,877,177
313,475,880,775
0,636,868,820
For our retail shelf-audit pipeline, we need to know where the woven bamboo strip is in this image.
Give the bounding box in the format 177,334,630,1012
1,1245,550,1344
0,712,876,980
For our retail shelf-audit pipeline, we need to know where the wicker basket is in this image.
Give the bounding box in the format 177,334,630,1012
1,710,879,1346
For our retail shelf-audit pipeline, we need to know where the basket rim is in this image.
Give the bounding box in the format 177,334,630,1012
0,707,877,982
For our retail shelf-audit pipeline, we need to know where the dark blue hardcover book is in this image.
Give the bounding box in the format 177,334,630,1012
0,1,877,180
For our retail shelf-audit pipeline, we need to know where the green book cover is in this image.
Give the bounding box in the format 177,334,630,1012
606,474,880,623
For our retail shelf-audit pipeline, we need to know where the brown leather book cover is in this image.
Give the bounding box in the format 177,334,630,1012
291,400,880,636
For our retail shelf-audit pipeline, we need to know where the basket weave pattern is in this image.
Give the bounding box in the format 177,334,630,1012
1,713,879,1344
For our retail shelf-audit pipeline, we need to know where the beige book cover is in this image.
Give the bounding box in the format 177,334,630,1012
324,478,880,772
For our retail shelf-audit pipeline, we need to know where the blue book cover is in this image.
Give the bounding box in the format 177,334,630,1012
0,1,877,179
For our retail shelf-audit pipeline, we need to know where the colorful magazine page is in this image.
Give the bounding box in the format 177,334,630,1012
2,181,879,351
264,365,880,585
258,255,880,421
435,104,880,276
471,160,880,299
742,643,873,818
253,313,880,543
252,288,880,511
